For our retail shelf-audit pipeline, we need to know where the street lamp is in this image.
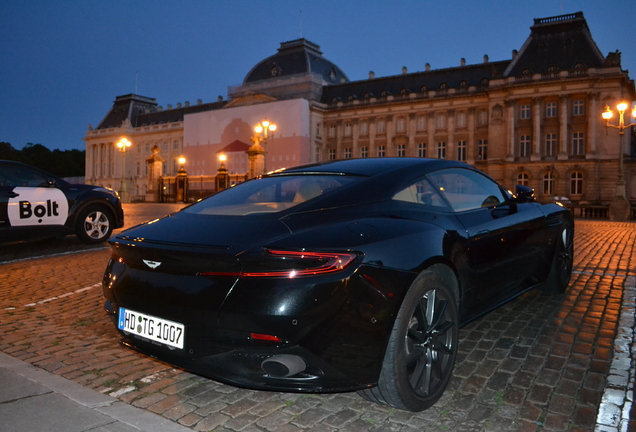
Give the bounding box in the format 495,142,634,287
176,156,188,203
116,137,131,202
602,102,636,220
216,153,229,191
253,120,277,172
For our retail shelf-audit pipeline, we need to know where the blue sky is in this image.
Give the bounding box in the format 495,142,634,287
1,0,635,151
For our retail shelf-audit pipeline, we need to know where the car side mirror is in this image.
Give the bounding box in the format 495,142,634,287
515,184,535,203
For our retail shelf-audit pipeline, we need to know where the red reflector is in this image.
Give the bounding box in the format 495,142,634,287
250,333,281,342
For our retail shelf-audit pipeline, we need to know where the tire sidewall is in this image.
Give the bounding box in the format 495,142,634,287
381,267,459,411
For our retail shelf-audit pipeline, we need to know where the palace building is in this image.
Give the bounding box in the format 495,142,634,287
84,12,635,217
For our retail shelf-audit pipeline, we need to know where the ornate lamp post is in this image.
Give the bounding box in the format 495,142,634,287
116,138,131,203
602,102,636,220
216,153,229,191
253,120,277,173
176,156,188,203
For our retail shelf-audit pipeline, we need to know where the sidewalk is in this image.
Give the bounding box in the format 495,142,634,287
0,352,189,432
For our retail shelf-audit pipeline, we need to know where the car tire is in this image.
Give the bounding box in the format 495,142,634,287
358,265,459,412
75,205,115,244
543,221,574,294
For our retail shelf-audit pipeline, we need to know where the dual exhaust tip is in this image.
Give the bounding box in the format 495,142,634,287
261,354,306,377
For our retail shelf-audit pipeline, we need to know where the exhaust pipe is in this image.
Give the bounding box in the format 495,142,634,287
261,354,306,377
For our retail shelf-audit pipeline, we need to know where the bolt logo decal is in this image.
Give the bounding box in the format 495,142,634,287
7,188,69,226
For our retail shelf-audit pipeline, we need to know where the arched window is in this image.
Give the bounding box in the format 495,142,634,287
420,85,428,92
380,90,388,97
570,172,583,195
543,171,555,195
517,172,529,186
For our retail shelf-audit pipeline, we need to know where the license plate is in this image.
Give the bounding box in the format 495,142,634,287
118,307,185,350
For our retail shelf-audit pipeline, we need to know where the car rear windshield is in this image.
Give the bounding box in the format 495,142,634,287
183,175,359,216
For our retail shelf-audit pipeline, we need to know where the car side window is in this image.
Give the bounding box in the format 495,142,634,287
427,168,505,212
0,164,49,187
393,178,449,209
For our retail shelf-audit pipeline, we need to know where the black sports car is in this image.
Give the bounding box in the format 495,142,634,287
0,160,124,244
102,158,573,412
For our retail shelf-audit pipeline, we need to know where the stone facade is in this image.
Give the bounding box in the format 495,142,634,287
84,12,635,206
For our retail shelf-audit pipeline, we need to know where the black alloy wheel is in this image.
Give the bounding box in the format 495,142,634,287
359,265,459,411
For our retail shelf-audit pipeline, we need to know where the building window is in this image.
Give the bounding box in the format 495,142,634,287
519,134,531,157
436,113,447,129
437,142,446,159
520,104,531,120
478,139,488,160
418,143,427,158
328,125,336,138
162,142,168,151
359,122,368,136
344,147,352,159
378,145,386,157
545,133,557,157
397,144,406,157
543,171,555,195
573,100,585,116
457,140,467,161
328,148,336,160
416,115,427,131
344,123,352,137
571,132,584,155
570,172,583,195
173,140,179,150
456,112,467,128
477,109,488,126
361,146,368,158
517,172,529,186
376,120,385,134
546,102,557,118
315,147,321,162
316,123,321,137
396,118,406,133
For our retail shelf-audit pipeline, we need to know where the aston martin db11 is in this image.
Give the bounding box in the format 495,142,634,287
102,158,573,411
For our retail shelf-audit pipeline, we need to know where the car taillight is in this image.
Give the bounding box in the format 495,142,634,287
199,249,359,278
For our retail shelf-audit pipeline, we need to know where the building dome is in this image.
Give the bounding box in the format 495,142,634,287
243,39,349,85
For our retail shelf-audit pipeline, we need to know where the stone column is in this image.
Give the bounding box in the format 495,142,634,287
531,97,542,161
558,95,569,160
506,100,516,160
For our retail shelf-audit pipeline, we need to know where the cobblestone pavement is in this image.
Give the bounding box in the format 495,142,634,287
0,220,634,432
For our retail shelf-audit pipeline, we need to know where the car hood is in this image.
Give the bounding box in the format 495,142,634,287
112,211,292,254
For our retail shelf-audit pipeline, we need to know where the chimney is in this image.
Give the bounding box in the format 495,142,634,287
512,49,518,58
460,58,466,67
197,99,202,105
217,96,223,102
176,103,182,108
402,66,408,74
166,104,172,110
425,63,431,72
184,101,190,107
484,54,489,63
369,71,375,79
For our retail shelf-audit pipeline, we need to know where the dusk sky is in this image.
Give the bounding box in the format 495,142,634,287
1,0,635,152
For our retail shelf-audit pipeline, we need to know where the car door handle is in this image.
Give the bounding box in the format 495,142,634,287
5,192,19,198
